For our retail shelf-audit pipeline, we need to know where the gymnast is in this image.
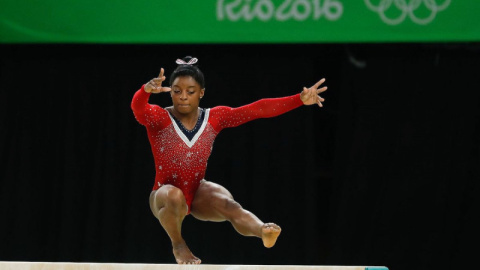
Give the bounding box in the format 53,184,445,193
131,56,327,264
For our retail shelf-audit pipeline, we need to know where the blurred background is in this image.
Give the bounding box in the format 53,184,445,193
1,1,479,269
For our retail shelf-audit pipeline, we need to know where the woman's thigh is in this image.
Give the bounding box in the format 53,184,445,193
190,180,236,221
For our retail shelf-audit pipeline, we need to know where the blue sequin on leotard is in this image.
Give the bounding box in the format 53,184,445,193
169,108,205,141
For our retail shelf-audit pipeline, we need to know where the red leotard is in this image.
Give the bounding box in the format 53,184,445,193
131,84,303,213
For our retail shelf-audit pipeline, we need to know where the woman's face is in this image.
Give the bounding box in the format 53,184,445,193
170,76,205,115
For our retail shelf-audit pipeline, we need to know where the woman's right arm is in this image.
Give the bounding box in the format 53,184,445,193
131,68,172,127
131,85,161,126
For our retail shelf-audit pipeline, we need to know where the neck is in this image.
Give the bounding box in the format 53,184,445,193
169,107,200,130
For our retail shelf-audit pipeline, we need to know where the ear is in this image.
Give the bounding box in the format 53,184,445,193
200,88,205,99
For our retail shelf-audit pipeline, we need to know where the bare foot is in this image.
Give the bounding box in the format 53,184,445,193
261,223,281,248
173,243,201,264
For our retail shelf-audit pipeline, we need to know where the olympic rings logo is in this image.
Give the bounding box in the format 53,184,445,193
364,0,451,25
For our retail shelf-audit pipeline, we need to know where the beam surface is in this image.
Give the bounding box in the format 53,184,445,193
0,262,388,270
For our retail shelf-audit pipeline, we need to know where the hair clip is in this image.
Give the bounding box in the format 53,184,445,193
176,58,198,65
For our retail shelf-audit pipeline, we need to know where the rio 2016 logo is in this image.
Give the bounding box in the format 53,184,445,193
364,0,451,25
216,0,343,21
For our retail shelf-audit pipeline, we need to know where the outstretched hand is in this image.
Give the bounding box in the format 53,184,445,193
144,68,172,94
300,78,328,107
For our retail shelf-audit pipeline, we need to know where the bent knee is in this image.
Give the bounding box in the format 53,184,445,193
214,196,242,212
226,198,242,210
161,186,187,209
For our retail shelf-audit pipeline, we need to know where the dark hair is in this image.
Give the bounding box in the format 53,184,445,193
169,56,205,89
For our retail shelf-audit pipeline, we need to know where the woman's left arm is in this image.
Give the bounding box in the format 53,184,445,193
210,78,327,131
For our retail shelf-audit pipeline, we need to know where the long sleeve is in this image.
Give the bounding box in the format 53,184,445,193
209,93,303,132
131,84,170,129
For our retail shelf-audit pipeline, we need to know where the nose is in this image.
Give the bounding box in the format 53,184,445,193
180,91,187,100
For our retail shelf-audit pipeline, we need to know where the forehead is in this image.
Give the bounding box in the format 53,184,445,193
172,76,200,88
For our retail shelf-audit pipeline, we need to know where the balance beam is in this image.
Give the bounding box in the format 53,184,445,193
0,262,388,270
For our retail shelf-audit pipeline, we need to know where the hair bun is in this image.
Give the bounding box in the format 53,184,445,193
170,56,205,89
